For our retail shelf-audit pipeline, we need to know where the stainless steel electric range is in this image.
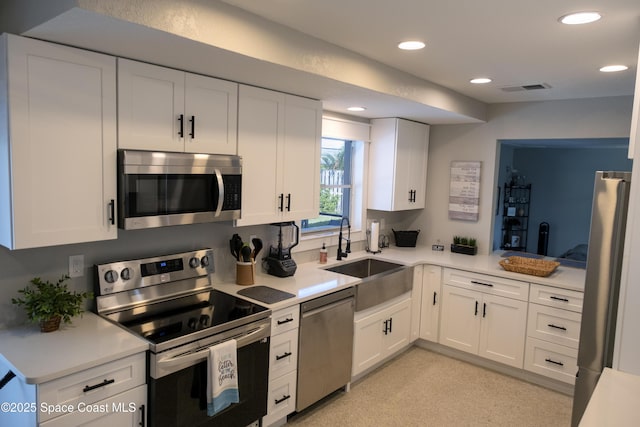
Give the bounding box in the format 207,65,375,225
95,249,271,427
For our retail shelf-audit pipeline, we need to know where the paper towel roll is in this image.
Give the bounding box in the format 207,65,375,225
370,221,380,252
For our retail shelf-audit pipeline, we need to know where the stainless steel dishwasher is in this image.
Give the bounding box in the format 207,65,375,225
296,287,355,412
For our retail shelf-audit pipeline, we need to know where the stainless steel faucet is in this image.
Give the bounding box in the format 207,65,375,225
337,217,351,260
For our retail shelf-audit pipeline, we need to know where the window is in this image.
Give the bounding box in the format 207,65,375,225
302,138,353,232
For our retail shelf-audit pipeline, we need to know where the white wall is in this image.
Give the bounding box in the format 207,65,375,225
411,96,634,254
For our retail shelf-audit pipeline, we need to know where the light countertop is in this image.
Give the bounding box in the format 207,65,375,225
0,311,148,384
580,368,640,426
214,248,586,310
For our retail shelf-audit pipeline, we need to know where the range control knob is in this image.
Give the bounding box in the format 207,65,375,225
104,270,118,284
187,317,198,329
199,314,210,327
120,268,131,281
189,257,200,268
200,255,210,267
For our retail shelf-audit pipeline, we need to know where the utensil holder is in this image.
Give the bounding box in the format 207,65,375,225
236,261,255,286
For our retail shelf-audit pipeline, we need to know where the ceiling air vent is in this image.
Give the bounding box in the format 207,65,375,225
500,83,552,92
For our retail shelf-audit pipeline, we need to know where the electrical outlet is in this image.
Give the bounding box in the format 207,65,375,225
69,255,84,278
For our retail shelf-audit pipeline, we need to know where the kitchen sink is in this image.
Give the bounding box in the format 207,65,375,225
325,258,413,311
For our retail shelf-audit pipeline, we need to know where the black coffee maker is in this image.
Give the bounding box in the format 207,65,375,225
265,221,299,277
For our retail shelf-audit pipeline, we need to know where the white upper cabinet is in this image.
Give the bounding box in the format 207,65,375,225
368,118,429,211
118,59,238,154
236,85,321,226
0,34,117,249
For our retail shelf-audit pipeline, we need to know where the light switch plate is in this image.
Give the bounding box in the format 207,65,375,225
69,255,84,278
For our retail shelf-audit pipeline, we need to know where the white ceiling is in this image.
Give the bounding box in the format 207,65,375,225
220,0,639,104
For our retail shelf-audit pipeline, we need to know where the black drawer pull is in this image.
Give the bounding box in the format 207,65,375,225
277,318,294,325
548,324,567,331
433,291,437,306
545,358,564,367
83,378,115,393
550,296,569,302
275,395,291,405
276,351,292,361
139,404,145,427
471,280,494,287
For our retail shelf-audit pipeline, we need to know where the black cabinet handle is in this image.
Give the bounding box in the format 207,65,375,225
545,358,564,367
383,319,389,335
276,351,292,361
550,296,569,302
548,324,567,331
189,115,195,138
471,280,494,287
108,199,115,225
275,395,291,405
278,193,284,211
83,378,115,393
277,318,293,325
286,193,291,211
482,302,487,318
0,371,16,390
178,114,184,137
475,301,479,316
433,291,437,306
389,317,393,333
139,404,145,427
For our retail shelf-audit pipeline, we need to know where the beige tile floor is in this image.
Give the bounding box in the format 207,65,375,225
288,347,572,427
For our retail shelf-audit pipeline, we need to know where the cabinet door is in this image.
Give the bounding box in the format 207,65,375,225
382,298,411,355
439,285,481,354
118,58,184,151
184,73,238,154
281,94,321,221
419,265,442,342
393,119,429,210
1,34,117,249
40,385,146,427
236,85,284,226
352,310,386,376
478,294,528,368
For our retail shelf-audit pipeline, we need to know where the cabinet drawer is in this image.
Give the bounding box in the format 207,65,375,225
269,328,299,379
529,283,583,313
524,337,578,385
527,303,581,349
271,305,300,335
262,370,297,427
443,268,529,301
38,353,145,423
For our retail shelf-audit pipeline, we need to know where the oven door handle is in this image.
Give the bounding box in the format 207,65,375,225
214,168,224,218
156,322,269,369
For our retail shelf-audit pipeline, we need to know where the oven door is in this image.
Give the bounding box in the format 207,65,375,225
148,322,270,427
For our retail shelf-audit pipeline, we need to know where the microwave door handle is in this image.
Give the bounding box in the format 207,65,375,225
214,168,224,217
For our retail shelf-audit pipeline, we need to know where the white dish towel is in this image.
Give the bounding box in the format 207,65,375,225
207,339,239,416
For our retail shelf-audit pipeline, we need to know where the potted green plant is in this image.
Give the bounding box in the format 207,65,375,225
11,275,92,332
451,236,478,255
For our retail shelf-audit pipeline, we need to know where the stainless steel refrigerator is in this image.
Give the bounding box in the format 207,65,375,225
571,171,632,426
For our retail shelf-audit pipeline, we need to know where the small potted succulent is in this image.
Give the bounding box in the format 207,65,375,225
451,236,478,255
11,275,93,332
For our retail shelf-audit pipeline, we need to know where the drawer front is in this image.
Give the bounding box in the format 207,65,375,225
443,268,529,301
527,303,581,349
524,337,578,385
38,353,146,423
271,305,300,335
269,328,299,379
529,283,583,313
262,370,297,427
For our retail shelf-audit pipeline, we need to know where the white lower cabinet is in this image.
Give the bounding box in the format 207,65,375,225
439,284,528,368
524,284,582,384
419,265,442,342
352,294,411,377
263,305,299,427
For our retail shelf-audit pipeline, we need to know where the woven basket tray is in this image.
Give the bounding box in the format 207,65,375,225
499,256,560,277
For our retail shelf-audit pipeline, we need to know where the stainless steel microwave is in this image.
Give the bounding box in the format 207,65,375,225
118,150,242,230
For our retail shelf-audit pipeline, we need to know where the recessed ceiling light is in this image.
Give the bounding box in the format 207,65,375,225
470,78,492,84
558,11,602,25
347,106,366,112
398,41,425,50
599,65,629,73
